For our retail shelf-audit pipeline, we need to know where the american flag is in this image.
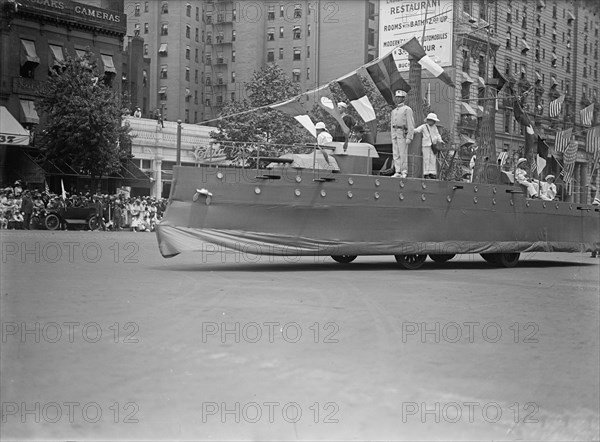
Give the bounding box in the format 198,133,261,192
497,150,509,166
554,128,573,153
561,139,578,183
549,94,565,118
586,126,600,155
580,104,594,127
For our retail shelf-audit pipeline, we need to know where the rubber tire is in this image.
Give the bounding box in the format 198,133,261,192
481,253,499,264
496,253,520,268
429,254,456,263
45,213,60,231
395,254,427,270
88,215,97,231
331,255,357,264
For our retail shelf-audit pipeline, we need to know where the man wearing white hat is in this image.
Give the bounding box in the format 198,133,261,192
414,113,444,178
390,90,414,178
515,158,539,198
315,122,333,146
540,175,557,201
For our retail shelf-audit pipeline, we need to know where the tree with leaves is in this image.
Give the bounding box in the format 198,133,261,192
212,64,312,146
35,51,132,191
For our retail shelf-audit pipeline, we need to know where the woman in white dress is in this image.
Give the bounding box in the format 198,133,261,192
414,113,444,179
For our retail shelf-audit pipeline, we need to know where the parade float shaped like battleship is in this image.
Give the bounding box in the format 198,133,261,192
156,38,600,269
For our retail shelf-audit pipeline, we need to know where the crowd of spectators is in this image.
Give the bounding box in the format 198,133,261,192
1,181,167,232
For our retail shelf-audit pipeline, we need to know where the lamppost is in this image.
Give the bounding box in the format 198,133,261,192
176,120,182,166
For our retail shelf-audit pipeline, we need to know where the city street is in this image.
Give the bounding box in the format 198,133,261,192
1,230,599,441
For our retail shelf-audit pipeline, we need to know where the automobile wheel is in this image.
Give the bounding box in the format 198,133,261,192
395,254,427,270
331,255,357,264
44,214,60,231
429,254,456,263
88,216,97,231
496,253,520,268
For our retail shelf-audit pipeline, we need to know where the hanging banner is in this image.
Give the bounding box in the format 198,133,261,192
378,0,454,72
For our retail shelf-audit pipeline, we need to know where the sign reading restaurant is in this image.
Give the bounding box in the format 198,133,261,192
378,0,454,72
19,0,126,31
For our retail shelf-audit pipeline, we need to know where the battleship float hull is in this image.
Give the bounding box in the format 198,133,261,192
156,165,600,261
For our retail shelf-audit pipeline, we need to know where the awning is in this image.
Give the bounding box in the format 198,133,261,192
551,76,558,86
552,28,557,35
75,49,87,58
537,0,545,9
476,105,485,117
461,102,477,116
477,76,486,88
567,10,575,21
100,54,116,74
521,39,530,52
158,43,168,54
185,88,192,97
159,86,167,94
551,52,557,60
49,44,64,69
21,39,40,65
19,99,39,125
292,68,301,74
0,106,29,145
460,71,474,84
535,71,542,82
460,134,476,146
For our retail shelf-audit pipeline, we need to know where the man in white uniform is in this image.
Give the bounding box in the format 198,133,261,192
515,158,539,198
540,175,557,201
315,122,333,147
390,90,414,178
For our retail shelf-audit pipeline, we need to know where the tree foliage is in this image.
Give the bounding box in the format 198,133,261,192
212,64,312,145
35,51,132,189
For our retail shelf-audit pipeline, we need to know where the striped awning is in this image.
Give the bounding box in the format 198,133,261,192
461,102,477,116
20,99,39,124
477,76,486,88
567,10,575,21
459,71,474,84
21,39,40,65
100,54,116,74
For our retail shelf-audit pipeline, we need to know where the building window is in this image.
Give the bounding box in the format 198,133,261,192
161,23,168,35
206,32,212,44
144,44,148,55
205,98,211,107
195,48,198,62
368,28,375,46
205,75,211,85
478,55,486,78
142,69,147,86
233,8,237,20
280,5,284,17
369,2,375,20
186,25,191,39
231,92,235,101
294,4,302,18
195,28,199,42
186,4,191,17
307,24,311,36
307,46,310,58
232,30,236,42
161,2,168,14
195,69,198,83
267,49,275,62
461,82,470,100
292,69,300,82
306,67,310,80
186,47,191,59
462,50,470,72
232,50,236,62
160,65,168,79
144,1,148,12
185,67,190,81
217,73,224,85
196,6,199,20
268,5,275,20
293,48,301,61
134,3,140,16
158,43,168,56
144,23,149,34
280,26,284,38
206,54,212,65
463,0,472,15
231,71,236,83
206,14,212,24
505,58,511,75
267,28,275,41
134,23,140,36
293,26,301,39
279,48,284,59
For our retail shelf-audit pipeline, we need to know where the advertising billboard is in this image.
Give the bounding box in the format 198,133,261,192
378,0,454,72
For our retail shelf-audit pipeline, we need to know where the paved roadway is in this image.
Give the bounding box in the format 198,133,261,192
1,230,599,441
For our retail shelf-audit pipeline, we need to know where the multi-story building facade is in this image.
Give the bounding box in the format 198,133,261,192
453,0,599,203
0,0,127,187
123,0,379,123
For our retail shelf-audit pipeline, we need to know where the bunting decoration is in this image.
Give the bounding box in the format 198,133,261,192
270,97,316,138
401,37,455,88
365,52,410,107
549,94,565,118
562,139,578,183
554,128,573,153
337,73,377,133
580,103,594,127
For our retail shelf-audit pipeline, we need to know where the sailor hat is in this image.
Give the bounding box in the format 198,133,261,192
546,175,555,180
315,122,327,130
516,158,527,166
337,102,348,108
395,90,407,97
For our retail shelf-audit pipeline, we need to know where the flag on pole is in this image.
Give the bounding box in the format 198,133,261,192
44,180,50,194
60,179,66,200
490,65,507,91
270,97,316,138
554,128,572,153
401,37,455,88
585,126,600,154
337,73,377,134
497,150,509,167
561,139,578,183
513,97,534,128
365,52,410,107
549,94,565,118
536,135,550,175
580,103,594,127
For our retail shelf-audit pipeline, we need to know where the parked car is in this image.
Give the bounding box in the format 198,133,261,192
44,206,97,231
